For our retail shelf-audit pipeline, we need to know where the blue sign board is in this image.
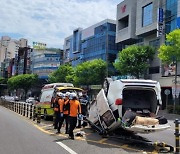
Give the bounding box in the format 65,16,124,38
158,8,163,23
177,17,180,28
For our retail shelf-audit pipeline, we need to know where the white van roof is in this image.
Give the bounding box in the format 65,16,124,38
42,83,74,90
120,79,157,84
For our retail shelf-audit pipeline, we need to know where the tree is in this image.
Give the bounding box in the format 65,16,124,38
0,77,7,84
48,64,74,83
7,74,38,98
158,29,180,63
74,59,107,86
0,77,7,95
114,45,155,79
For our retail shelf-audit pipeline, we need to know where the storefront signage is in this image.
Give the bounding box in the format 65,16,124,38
177,17,180,28
157,8,164,37
121,5,126,13
33,42,46,50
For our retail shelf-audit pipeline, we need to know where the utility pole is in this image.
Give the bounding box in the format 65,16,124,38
106,23,109,77
173,57,178,113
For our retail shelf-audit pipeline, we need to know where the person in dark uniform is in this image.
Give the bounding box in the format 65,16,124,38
68,93,82,140
77,92,89,128
53,93,61,129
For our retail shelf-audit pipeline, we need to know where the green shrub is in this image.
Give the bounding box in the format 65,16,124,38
167,105,180,114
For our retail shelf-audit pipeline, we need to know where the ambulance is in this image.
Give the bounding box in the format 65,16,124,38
36,83,83,120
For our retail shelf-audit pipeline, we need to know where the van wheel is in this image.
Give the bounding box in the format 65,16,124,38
103,78,112,96
44,109,48,120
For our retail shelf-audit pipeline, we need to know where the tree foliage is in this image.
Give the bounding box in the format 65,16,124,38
7,74,38,94
114,45,155,78
74,59,107,86
158,29,180,63
48,64,74,83
0,77,7,84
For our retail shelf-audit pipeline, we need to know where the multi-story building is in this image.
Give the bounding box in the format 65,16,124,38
0,36,28,77
16,46,32,75
31,48,63,80
63,19,121,76
116,0,166,80
116,0,180,108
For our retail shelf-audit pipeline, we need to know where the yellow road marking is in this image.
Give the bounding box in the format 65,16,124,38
98,138,108,143
41,124,53,128
5,108,163,153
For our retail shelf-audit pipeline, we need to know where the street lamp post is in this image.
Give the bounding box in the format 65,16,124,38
173,57,178,113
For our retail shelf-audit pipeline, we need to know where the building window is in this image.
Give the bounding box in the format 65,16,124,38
149,39,160,47
149,66,160,74
118,15,129,30
142,3,153,27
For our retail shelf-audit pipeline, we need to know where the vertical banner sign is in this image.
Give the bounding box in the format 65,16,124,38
157,8,164,37
177,17,180,28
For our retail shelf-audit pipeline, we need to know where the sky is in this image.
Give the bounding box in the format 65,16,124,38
0,0,123,48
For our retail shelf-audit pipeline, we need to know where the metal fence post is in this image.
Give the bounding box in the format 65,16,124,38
15,102,17,112
26,104,29,118
37,107,41,123
30,104,33,119
174,119,180,153
13,102,15,111
33,106,36,121
23,103,26,116
21,103,23,115
18,103,20,114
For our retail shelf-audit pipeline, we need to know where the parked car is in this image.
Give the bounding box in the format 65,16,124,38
26,97,36,104
14,96,19,101
3,95,15,102
87,78,170,135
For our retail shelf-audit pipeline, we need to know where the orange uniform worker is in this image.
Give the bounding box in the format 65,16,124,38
59,92,70,134
68,92,82,140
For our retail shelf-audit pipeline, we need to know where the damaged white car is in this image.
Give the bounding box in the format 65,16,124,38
87,78,170,134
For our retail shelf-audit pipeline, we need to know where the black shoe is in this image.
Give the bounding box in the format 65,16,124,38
65,131,69,134
68,136,74,140
56,131,61,134
76,126,81,128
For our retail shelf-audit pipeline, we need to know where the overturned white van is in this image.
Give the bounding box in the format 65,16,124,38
88,78,170,134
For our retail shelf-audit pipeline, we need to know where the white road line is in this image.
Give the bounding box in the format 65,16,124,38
56,142,78,154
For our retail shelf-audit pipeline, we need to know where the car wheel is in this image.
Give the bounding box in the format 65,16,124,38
44,109,48,120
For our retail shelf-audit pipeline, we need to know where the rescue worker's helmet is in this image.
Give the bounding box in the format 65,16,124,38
69,92,77,100
56,92,63,98
65,92,70,97
62,93,66,99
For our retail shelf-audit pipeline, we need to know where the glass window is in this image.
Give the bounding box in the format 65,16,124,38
165,0,177,33
142,3,153,27
149,66,160,74
149,39,160,47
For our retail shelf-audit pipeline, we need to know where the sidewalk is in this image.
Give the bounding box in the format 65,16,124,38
158,110,180,120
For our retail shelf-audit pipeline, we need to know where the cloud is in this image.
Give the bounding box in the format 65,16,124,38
0,0,122,48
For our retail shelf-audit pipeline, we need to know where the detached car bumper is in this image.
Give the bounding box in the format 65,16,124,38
125,124,171,134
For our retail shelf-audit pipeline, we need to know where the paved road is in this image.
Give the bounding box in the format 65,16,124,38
1,104,178,154
0,106,136,154
0,106,69,154
140,110,179,147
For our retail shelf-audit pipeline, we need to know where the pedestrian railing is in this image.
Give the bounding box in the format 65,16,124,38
174,119,180,153
0,98,52,124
